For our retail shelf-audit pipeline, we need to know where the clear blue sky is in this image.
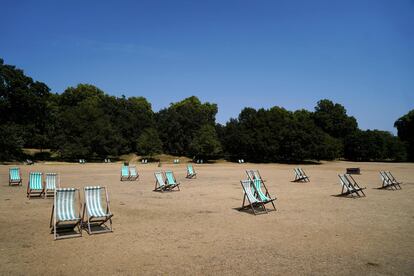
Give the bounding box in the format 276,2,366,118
1,0,413,133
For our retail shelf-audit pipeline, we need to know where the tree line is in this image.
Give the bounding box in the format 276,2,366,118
1,58,413,162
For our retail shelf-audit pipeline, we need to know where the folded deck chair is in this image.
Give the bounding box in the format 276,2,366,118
154,171,167,192
82,186,113,235
50,188,82,240
45,173,59,198
239,180,267,215
9,167,22,186
129,166,139,181
338,174,366,197
120,165,129,181
251,179,276,211
165,170,181,191
293,168,310,182
186,164,197,179
27,172,44,199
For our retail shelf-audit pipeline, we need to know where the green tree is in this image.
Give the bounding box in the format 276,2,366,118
394,110,414,161
190,125,222,159
136,128,162,157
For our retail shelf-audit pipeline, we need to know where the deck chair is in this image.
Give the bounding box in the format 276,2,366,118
45,173,59,198
338,174,366,197
251,179,277,211
120,165,129,181
246,170,266,183
82,186,113,235
9,167,22,186
129,166,139,181
186,164,197,179
50,188,82,240
27,172,44,199
239,180,267,215
165,170,181,191
154,171,167,192
293,168,310,182
384,171,402,189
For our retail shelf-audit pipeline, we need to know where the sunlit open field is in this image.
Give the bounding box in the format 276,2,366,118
1,161,413,275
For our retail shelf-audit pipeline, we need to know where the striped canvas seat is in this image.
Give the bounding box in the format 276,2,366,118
165,170,180,191
129,166,138,180
27,172,44,198
9,167,22,186
120,165,129,181
45,173,59,198
154,172,167,191
56,188,80,221
83,186,113,234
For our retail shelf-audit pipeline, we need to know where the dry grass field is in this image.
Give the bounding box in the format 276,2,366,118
0,161,413,275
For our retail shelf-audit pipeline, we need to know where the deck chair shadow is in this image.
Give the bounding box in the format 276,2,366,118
27,172,44,199
120,165,129,181
337,174,366,197
186,164,197,179
165,170,181,191
50,188,82,240
45,173,59,198
293,168,310,182
154,171,167,192
82,186,113,235
239,180,267,215
129,166,139,181
9,167,22,186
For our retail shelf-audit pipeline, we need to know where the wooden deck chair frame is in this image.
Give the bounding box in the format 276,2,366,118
120,165,129,181
154,171,167,192
293,168,310,182
298,168,310,182
186,164,197,179
50,188,82,240
379,171,400,190
9,167,22,186
165,170,181,191
239,180,268,215
27,172,45,199
82,186,113,235
385,171,402,189
45,173,60,198
128,166,139,181
338,174,366,197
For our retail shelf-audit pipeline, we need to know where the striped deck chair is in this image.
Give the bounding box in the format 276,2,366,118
27,172,44,199
239,180,267,215
82,186,113,235
293,168,310,182
129,166,139,181
154,171,167,192
50,188,82,240
246,170,266,183
186,164,197,179
120,165,129,181
165,170,180,191
9,167,22,186
251,179,276,211
338,174,366,197
45,173,59,198
385,171,402,189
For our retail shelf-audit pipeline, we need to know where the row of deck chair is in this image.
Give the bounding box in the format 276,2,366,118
154,171,181,192
79,159,86,164
379,171,402,190
26,172,60,199
240,170,277,215
104,158,111,163
173,159,180,164
238,159,245,163
120,165,139,181
50,186,113,240
141,159,148,164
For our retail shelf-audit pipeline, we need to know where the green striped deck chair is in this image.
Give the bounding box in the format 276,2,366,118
251,179,276,211
50,188,82,240
120,165,129,181
154,171,167,192
186,164,197,179
129,166,139,181
165,170,180,191
338,174,366,197
45,173,59,198
9,167,22,186
27,172,44,199
239,180,267,215
82,186,113,235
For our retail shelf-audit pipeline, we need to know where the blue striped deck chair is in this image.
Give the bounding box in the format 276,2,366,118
45,173,59,198
120,165,129,181
239,180,267,215
27,172,44,199
129,166,139,181
50,188,82,240
9,167,22,186
165,170,180,191
154,171,167,192
251,179,276,211
82,186,113,234
338,174,366,197
186,164,197,179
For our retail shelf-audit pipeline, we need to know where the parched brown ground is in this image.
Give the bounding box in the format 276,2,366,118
0,161,413,275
